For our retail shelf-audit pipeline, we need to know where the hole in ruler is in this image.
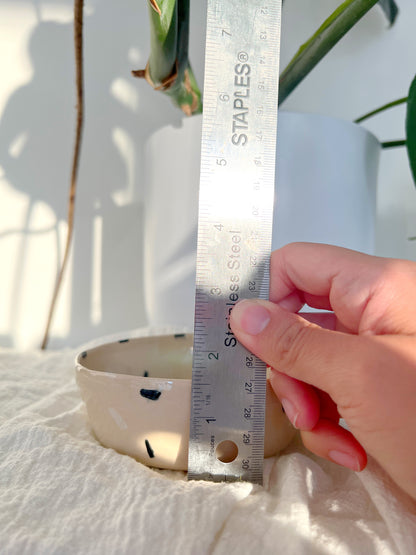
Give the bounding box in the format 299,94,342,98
216,440,238,463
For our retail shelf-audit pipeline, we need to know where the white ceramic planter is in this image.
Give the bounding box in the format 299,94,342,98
143,112,380,328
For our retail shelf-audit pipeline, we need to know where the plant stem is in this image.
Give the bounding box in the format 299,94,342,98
355,97,407,123
132,0,202,115
41,0,84,349
381,139,406,148
279,0,379,105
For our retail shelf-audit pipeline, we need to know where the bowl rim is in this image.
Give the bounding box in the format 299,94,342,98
75,332,194,382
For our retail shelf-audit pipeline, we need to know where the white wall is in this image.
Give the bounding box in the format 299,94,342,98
0,0,415,349
280,0,416,262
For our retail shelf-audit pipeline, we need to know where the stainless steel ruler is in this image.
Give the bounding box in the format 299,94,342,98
188,0,282,484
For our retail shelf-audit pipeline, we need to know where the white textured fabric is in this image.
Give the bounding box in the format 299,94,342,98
1,328,416,555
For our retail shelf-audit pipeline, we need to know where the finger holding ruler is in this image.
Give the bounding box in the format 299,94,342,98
188,0,282,484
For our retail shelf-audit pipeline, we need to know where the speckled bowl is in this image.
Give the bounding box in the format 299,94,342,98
75,333,296,471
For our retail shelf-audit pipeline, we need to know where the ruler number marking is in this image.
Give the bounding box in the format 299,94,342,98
245,381,253,393
242,459,250,471
243,433,251,445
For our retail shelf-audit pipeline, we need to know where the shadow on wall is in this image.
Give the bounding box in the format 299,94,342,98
0,0,205,348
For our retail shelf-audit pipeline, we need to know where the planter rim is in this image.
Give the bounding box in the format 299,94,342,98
161,110,381,152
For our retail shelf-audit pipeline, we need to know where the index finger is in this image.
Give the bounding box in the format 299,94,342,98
270,243,376,299
269,243,411,335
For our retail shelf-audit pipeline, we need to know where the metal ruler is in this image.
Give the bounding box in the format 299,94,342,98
188,0,282,484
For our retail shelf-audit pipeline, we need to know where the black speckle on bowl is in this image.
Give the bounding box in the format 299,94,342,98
81,351,87,359
174,333,185,338
140,388,161,401
145,439,155,458
119,338,129,343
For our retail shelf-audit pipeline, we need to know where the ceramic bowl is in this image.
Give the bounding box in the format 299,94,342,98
75,333,296,471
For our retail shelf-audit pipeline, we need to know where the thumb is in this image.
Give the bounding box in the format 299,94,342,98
230,299,373,401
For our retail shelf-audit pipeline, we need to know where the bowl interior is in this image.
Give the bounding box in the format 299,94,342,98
77,333,194,380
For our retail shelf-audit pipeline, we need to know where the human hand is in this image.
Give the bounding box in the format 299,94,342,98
230,243,416,500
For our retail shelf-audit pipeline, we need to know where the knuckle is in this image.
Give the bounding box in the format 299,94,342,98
272,319,312,375
334,336,376,396
362,259,416,332
376,258,410,285
373,258,416,295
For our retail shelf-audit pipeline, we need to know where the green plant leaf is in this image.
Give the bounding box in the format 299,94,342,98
406,74,416,187
377,0,399,25
282,0,398,22
279,0,380,105
355,96,407,123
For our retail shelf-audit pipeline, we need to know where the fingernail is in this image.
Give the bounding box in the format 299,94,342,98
329,450,360,472
281,398,299,429
232,300,271,336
